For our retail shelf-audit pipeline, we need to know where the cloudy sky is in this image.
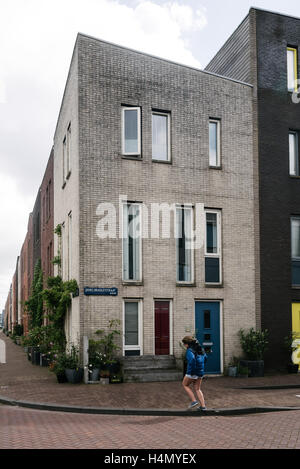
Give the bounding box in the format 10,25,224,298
1,0,300,312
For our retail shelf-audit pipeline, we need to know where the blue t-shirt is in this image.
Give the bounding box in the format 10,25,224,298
186,348,207,377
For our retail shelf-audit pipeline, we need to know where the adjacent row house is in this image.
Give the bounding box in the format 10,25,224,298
3,7,300,376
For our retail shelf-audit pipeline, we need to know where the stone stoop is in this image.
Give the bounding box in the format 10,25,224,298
122,355,183,383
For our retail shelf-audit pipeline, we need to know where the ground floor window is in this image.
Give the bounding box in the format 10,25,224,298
123,300,142,356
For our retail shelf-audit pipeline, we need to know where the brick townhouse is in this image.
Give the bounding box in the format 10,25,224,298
53,32,257,375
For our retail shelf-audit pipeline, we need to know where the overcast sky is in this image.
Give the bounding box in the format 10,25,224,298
1,0,300,312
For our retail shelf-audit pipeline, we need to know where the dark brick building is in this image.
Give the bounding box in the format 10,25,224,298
20,213,33,334
206,7,300,369
41,148,54,281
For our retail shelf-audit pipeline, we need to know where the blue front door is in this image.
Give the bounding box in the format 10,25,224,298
195,302,221,374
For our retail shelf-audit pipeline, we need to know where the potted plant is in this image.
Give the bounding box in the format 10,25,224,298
99,367,110,385
227,356,240,377
95,319,122,381
238,328,269,377
64,345,83,384
49,352,68,383
88,339,104,382
283,333,300,373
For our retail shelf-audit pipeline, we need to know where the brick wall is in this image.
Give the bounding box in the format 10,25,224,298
52,34,258,369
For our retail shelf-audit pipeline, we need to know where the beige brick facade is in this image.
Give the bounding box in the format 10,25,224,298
54,34,258,371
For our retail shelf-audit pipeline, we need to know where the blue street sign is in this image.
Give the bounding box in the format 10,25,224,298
84,287,118,296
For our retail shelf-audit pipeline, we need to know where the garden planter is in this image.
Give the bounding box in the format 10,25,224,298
40,355,50,367
27,346,32,361
32,349,41,365
100,377,110,385
89,368,100,381
287,363,299,374
65,368,83,384
228,366,238,377
56,372,68,383
240,360,264,377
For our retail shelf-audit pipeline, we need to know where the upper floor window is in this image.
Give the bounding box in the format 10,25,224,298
287,47,298,92
62,122,71,186
205,210,222,284
152,111,170,161
122,107,141,156
291,217,300,286
289,131,299,176
122,202,142,282
176,205,194,284
209,119,221,168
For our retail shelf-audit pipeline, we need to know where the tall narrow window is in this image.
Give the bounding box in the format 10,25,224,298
176,206,193,283
68,212,72,280
62,137,67,183
205,210,222,284
291,217,300,286
289,131,299,176
124,300,142,356
152,112,170,161
122,203,142,281
287,47,298,92
209,119,221,167
122,107,141,155
67,123,71,176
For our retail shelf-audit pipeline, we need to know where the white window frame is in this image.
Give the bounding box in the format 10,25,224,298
175,204,194,284
287,47,298,93
62,136,67,184
67,122,71,177
122,107,141,156
122,202,143,282
67,211,72,280
123,299,143,356
289,131,299,176
209,119,221,168
205,209,222,285
152,111,171,162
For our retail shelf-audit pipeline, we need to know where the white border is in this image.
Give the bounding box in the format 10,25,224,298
123,299,143,356
151,111,171,162
122,107,141,156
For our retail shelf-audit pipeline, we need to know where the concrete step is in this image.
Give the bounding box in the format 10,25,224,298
124,368,183,383
123,355,177,370
122,355,182,382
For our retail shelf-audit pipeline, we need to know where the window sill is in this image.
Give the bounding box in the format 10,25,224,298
209,165,222,170
152,159,172,165
122,281,143,286
205,283,223,288
121,154,142,161
176,283,196,287
292,285,300,289
289,175,300,179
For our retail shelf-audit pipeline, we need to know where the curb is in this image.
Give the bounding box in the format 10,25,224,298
1,395,300,417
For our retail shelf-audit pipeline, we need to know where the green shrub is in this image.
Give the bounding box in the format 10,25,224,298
238,328,269,361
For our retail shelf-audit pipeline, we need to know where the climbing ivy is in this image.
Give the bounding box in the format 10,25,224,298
25,259,44,328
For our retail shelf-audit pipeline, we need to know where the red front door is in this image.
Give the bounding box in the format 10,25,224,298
155,301,170,355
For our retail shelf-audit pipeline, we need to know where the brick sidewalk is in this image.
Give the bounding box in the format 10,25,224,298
1,331,300,411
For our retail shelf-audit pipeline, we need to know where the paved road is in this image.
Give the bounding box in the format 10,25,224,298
1,405,300,449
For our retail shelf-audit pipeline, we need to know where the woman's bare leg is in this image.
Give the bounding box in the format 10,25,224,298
194,378,205,407
182,376,197,402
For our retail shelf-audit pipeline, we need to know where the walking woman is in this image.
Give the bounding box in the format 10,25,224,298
182,336,207,411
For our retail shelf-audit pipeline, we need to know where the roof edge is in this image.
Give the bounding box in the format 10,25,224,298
77,32,253,88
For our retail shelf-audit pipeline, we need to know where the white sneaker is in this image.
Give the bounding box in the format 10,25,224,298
188,401,199,409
